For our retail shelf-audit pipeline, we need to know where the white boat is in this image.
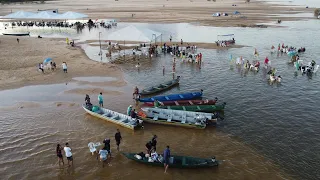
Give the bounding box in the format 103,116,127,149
83,105,143,130
139,108,216,129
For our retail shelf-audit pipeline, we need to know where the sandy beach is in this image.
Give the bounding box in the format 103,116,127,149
0,0,315,27
0,36,125,91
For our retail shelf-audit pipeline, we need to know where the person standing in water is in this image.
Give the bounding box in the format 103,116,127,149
17,38,19,44
64,143,73,166
56,144,64,166
98,92,103,107
115,129,122,151
103,138,112,158
133,86,139,99
163,66,165,76
163,145,171,173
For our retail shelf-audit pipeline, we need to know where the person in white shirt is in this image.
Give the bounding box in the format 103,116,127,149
98,149,109,167
64,143,73,166
62,62,68,73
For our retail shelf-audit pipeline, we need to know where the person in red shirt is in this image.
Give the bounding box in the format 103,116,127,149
264,57,269,65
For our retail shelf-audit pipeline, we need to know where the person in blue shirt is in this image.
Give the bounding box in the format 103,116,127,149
163,145,170,173
98,92,103,107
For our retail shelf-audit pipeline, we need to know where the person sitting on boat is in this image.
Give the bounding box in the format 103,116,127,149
130,109,137,119
154,100,162,108
311,60,316,67
127,105,133,116
151,151,159,162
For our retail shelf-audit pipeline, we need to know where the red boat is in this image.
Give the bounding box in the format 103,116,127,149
143,99,217,107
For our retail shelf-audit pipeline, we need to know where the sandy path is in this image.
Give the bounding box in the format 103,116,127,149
0,0,314,27
0,36,125,90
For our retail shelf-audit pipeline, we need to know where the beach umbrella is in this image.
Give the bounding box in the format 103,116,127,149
233,11,241,15
43,58,52,64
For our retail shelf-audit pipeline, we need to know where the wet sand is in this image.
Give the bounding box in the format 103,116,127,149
0,0,315,27
0,36,125,91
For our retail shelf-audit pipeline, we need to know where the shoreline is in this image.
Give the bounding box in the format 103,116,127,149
0,0,316,28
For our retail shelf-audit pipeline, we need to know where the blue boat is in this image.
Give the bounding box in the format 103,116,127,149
138,90,203,102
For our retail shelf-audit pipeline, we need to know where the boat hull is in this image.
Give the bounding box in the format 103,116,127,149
140,117,207,129
139,91,203,102
122,152,219,168
143,99,217,107
160,103,226,112
140,78,179,95
3,32,30,36
83,105,141,130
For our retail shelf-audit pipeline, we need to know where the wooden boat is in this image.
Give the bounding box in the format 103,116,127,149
138,107,216,129
138,90,203,102
82,105,143,130
143,98,217,107
3,32,30,36
159,103,226,113
122,152,219,168
140,76,180,95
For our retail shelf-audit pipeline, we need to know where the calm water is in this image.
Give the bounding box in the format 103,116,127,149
1,14,320,180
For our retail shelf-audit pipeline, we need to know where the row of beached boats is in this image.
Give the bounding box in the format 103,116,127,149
83,77,226,130
83,77,222,169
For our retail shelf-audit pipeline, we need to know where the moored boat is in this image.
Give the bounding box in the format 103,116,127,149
159,103,226,113
138,107,216,129
143,98,217,107
83,105,143,130
3,32,30,36
122,152,219,168
140,76,180,95
138,90,203,102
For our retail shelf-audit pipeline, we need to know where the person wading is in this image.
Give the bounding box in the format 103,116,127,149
56,144,64,166
64,143,73,166
115,129,122,151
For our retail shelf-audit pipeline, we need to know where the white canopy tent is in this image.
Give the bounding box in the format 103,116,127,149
58,11,88,19
27,11,60,19
107,25,162,42
3,11,36,19
2,11,88,20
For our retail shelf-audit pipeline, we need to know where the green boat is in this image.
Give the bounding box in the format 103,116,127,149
122,152,219,168
140,76,180,95
159,102,226,112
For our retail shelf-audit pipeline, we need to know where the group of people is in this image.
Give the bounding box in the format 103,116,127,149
216,38,235,47
57,129,123,168
141,135,170,173
127,105,138,119
38,61,57,73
